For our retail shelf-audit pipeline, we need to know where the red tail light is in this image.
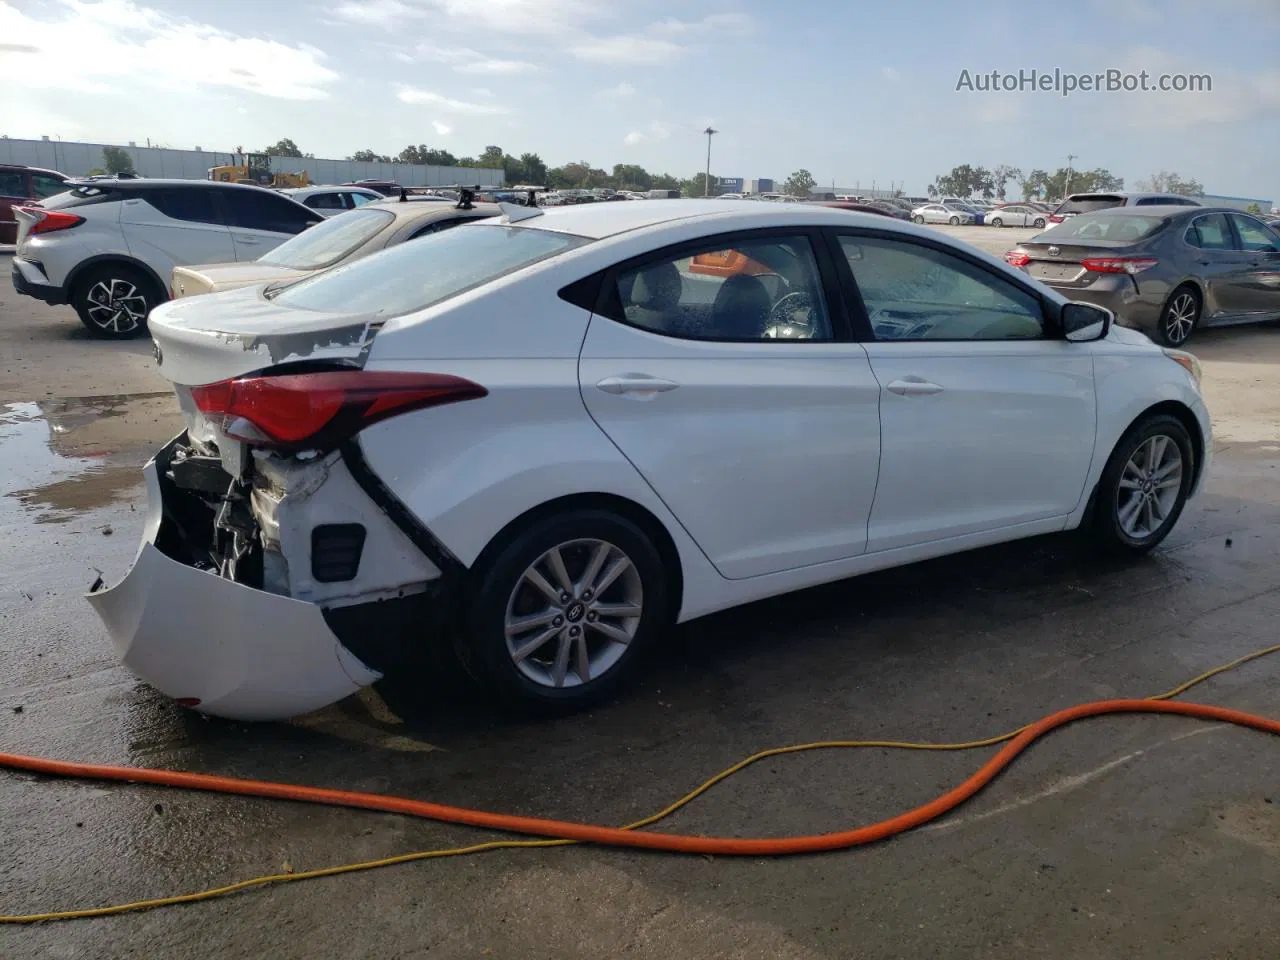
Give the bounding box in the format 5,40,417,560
16,205,85,235
1080,257,1159,275
191,370,487,450
1048,215,1064,223
1004,251,1030,267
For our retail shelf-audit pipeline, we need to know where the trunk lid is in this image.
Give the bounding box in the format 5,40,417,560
171,262,308,299
1017,239,1142,287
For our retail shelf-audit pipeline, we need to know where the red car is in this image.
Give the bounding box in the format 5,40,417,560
819,200,909,220
0,164,70,244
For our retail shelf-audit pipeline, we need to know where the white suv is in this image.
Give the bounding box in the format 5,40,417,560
10,179,321,338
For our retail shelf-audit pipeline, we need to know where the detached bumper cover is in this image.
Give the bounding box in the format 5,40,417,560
87,455,380,722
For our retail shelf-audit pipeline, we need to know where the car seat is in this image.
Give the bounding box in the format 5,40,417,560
710,274,772,339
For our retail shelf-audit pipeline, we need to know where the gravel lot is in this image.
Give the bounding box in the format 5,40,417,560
2,246,1279,960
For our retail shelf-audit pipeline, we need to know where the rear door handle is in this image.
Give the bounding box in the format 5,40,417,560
596,374,680,397
886,378,943,397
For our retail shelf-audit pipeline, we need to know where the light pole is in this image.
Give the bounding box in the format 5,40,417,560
1064,153,1077,199
703,126,717,197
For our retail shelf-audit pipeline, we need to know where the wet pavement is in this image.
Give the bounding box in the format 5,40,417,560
2,275,1280,959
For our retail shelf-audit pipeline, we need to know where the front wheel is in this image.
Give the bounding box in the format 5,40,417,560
949,215,960,225
71,265,160,339
912,214,924,224
460,509,670,714
1033,217,1046,228
991,217,1003,227
1090,414,1194,555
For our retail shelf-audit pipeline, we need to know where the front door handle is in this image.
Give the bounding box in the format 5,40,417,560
596,374,680,397
886,378,943,397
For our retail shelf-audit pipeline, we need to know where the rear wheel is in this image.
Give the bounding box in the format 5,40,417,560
1090,414,1194,555
991,217,1004,227
1033,217,1046,228
461,509,670,714
1158,285,1201,347
912,214,924,224
949,215,960,225
72,265,161,339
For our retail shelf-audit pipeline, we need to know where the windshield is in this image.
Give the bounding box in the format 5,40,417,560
257,208,394,270
270,223,589,317
1048,213,1166,242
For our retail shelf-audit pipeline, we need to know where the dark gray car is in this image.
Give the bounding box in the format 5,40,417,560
1004,206,1280,346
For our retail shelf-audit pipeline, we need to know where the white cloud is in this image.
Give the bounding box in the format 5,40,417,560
330,0,420,26
648,120,670,140
333,0,604,35
595,81,636,100
649,12,753,34
976,97,1023,124
432,120,453,135
471,86,494,97
623,130,645,145
881,66,901,82
572,35,682,64
623,120,670,146
1,0,338,99
396,86,509,113
409,42,536,73
455,57,536,74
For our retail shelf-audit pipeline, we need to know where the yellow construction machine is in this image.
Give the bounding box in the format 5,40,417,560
207,153,310,189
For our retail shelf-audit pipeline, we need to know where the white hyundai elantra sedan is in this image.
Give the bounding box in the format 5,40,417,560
89,200,1211,721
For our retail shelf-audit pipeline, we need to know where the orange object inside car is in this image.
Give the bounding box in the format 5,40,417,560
688,249,772,278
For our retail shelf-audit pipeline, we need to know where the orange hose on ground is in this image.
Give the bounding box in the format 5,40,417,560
2,698,1277,856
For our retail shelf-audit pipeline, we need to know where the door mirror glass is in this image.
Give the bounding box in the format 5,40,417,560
1062,301,1112,342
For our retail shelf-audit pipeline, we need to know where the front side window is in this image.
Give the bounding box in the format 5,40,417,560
0,171,24,197
304,192,346,211
270,223,588,317
613,234,831,341
1230,214,1280,252
258,208,395,270
348,192,377,208
221,189,317,234
1185,213,1233,250
839,235,1044,341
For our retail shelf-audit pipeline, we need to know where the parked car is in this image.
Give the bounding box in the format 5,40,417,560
171,197,502,298
912,203,975,225
0,164,69,244
988,204,1048,228
9,178,321,338
280,185,383,216
343,179,402,196
1005,206,1280,346
646,189,682,199
945,202,985,225
89,200,1210,721
823,200,909,220
1048,192,1200,224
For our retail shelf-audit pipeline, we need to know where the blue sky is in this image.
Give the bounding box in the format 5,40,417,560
2,0,1278,201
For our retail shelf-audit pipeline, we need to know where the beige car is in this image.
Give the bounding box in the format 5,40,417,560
169,197,501,298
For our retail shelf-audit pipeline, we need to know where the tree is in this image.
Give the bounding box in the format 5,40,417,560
264,138,302,158
519,153,547,185
455,156,477,168
1019,169,1048,199
650,173,679,191
611,163,652,191
478,145,505,168
1246,203,1262,214
349,149,391,163
1136,171,1204,197
397,144,458,166
681,172,719,197
784,168,816,198
102,146,135,176
931,164,994,199
991,164,1022,200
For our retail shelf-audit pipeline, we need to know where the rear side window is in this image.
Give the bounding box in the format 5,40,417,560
304,192,346,211
146,188,223,225
0,171,23,197
407,217,470,240
1057,195,1124,215
30,174,66,199
270,223,588,318
1184,213,1233,250
220,189,317,234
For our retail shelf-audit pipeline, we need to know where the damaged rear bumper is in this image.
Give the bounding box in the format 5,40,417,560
87,440,382,721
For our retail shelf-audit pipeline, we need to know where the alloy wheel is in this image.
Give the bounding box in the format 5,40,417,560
85,278,148,334
1163,292,1198,345
503,538,644,689
1115,434,1183,540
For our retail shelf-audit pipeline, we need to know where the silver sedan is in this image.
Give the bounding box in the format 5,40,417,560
911,203,975,225
988,204,1048,228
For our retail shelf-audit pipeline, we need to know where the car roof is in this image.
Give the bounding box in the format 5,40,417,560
1068,204,1237,218
65,178,281,192
0,164,64,176
365,198,502,223
505,197,915,239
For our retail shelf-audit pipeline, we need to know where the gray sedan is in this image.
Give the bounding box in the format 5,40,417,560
911,203,975,225
1005,206,1280,346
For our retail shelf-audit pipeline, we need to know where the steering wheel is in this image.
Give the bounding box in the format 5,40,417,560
764,290,816,339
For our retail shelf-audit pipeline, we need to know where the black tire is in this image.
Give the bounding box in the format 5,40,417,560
949,215,960,225
1157,284,1201,347
1033,217,1046,228
912,214,924,224
460,509,670,714
991,217,1003,227
71,264,161,339
1090,414,1194,555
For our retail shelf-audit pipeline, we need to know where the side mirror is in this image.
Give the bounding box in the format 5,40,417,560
1062,301,1112,342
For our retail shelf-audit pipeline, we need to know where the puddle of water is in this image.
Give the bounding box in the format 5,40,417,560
0,393,182,525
